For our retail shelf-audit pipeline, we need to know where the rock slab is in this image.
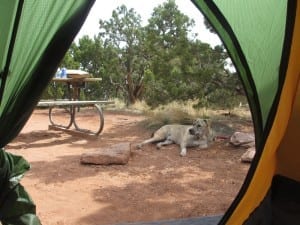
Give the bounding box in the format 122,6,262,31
230,131,255,148
80,142,131,165
241,147,256,163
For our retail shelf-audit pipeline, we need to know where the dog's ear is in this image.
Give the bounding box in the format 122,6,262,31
203,119,211,128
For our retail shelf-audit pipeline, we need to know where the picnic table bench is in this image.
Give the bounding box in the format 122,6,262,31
37,100,114,136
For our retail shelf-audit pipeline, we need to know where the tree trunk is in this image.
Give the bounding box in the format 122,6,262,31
126,72,136,104
125,72,144,105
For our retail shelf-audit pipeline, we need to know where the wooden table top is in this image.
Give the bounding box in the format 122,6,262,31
52,77,102,82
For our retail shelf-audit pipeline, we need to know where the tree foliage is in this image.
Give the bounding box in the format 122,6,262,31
43,0,246,109
98,5,146,104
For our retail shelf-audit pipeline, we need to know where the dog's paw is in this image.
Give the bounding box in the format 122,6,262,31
156,144,161,150
136,144,142,149
199,141,208,149
180,149,187,157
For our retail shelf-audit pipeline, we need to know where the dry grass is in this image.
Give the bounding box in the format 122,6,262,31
108,99,252,130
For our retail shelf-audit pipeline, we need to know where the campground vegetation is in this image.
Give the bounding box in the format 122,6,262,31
43,0,247,112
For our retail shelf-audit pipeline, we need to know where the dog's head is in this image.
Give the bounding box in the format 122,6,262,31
189,119,210,138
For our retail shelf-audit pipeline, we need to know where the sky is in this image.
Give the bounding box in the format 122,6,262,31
76,0,221,47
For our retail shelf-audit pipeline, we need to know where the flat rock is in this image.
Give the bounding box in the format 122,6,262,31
80,142,131,165
230,131,255,148
241,147,256,163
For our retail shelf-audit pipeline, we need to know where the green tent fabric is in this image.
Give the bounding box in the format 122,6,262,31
192,0,300,224
0,0,95,224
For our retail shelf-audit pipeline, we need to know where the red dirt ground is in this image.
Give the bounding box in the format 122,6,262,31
6,109,251,225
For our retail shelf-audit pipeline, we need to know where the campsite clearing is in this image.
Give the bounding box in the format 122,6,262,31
6,109,251,225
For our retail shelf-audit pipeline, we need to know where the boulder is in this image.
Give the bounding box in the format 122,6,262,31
241,147,256,163
80,142,131,165
230,131,255,148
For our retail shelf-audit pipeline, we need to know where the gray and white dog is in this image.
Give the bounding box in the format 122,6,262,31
136,119,210,156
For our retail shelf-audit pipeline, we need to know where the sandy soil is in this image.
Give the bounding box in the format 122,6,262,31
6,109,252,225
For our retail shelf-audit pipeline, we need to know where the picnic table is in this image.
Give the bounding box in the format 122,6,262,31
38,70,114,136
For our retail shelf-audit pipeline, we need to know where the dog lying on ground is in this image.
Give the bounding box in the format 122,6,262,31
136,119,211,156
